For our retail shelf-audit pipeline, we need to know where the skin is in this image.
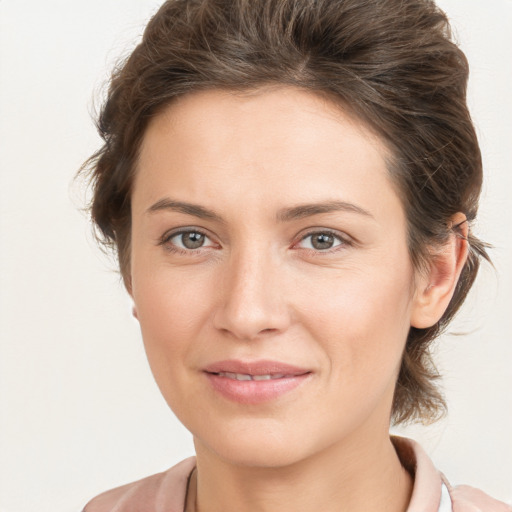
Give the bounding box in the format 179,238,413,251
129,86,468,512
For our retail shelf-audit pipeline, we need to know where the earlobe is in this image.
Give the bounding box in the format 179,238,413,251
410,213,469,329
124,273,138,320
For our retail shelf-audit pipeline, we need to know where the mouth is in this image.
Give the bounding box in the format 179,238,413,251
212,372,299,381
203,360,312,404
203,359,310,376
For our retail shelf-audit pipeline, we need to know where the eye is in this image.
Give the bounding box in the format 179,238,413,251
297,231,345,251
163,229,216,252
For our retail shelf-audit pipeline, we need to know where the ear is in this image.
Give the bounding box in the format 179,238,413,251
123,273,138,320
410,213,469,329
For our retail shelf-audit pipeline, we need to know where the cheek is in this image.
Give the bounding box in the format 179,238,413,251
131,266,223,424
131,263,217,376
296,265,414,381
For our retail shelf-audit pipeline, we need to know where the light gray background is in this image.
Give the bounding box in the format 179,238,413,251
0,1,511,511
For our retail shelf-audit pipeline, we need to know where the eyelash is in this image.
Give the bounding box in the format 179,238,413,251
158,228,352,256
296,229,350,255
158,228,216,256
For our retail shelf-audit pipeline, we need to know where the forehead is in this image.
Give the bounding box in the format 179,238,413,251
134,86,402,225
143,86,386,157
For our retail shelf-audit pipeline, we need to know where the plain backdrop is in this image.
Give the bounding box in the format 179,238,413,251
0,1,511,511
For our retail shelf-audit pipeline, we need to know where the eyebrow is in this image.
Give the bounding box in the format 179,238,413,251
276,200,374,222
146,198,374,222
147,198,226,223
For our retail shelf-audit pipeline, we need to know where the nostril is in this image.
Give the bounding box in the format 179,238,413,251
212,283,291,340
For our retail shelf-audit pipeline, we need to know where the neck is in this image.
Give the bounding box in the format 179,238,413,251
188,428,413,512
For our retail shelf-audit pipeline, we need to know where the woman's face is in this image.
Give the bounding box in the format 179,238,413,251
130,86,421,467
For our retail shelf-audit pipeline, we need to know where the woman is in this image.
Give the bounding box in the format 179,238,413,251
81,0,510,510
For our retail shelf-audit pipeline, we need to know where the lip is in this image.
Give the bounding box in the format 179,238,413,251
204,359,310,376
203,359,312,405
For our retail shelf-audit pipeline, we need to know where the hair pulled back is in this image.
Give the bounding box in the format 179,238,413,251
82,0,489,424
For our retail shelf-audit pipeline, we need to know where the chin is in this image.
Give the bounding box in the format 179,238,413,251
192,418,317,469
207,439,306,469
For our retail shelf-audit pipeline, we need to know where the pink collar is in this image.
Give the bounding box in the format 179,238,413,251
84,436,511,512
392,436,444,512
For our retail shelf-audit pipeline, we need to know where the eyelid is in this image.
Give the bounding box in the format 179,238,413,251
293,228,352,252
157,226,353,254
158,227,218,251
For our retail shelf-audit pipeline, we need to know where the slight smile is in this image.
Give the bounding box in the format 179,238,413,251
203,360,312,404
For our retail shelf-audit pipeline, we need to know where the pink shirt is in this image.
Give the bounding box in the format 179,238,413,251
83,436,511,512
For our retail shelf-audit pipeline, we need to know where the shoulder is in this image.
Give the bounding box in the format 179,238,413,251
82,457,196,512
391,436,511,512
446,481,512,512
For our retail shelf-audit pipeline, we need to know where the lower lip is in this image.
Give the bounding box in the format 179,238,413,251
205,373,311,404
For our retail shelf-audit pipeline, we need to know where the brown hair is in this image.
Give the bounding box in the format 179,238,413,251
81,0,489,425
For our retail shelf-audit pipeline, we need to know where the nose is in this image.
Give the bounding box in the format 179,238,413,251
213,247,291,341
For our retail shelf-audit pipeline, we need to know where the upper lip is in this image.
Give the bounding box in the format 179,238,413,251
203,359,311,376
